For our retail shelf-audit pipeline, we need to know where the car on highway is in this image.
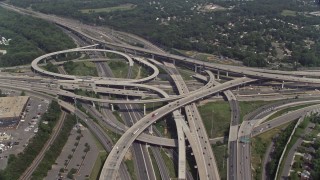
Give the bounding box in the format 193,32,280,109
152,112,159,117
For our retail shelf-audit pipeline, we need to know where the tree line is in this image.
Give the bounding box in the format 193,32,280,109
8,0,320,67
0,7,75,67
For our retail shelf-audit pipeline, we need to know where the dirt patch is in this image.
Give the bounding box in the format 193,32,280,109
124,148,132,160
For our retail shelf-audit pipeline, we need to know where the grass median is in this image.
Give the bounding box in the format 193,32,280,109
198,101,231,138
251,122,292,179
212,143,228,180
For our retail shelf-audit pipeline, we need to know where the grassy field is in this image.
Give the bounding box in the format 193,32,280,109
89,132,108,180
132,64,149,79
89,151,107,180
212,144,228,180
239,101,272,122
112,111,125,124
198,101,231,138
281,10,297,16
277,118,310,179
175,49,242,66
251,122,292,179
153,116,177,139
125,159,137,180
107,60,129,78
177,67,195,81
160,149,177,178
153,121,166,137
97,121,120,143
64,61,98,76
81,3,136,13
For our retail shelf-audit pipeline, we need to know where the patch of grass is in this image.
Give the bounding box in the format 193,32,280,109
89,127,108,180
278,118,310,179
291,155,304,175
131,63,149,79
239,101,271,122
174,49,242,66
74,89,100,98
100,124,120,143
154,121,166,136
281,10,297,16
198,101,231,138
112,111,125,124
160,149,177,178
153,115,177,139
107,60,128,78
148,148,161,180
125,159,137,180
251,122,292,179
176,67,195,81
212,144,228,180
78,104,120,143
80,4,136,13
265,104,315,122
64,61,98,76
89,151,107,180
145,102,164,114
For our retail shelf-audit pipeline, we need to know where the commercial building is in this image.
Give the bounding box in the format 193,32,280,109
0,96,29,128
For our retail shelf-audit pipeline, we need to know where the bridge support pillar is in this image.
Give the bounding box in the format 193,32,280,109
173,59,176,65
134,50,137,56
217,70,220,80
281,81,285,89
144,104,146,115
44,59,47,64
194,65,197,72
92,101,96,108
149,125,153,134
226,71,229,77
237,86,240,91
110,104,114,111
152,54,154,59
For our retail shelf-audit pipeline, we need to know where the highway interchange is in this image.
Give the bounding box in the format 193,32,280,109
1,3,320,180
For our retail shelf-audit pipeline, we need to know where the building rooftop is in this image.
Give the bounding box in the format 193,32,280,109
0,96,29,119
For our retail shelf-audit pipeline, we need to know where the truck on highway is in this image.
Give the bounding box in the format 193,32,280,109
133,128,140,135
152,112,159,117
240,137,250,143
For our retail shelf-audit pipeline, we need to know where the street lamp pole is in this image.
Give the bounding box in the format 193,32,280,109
211,110,214,138
74,97,79,127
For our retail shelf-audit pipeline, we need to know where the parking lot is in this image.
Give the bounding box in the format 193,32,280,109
46,127,99,180
0,96,50,170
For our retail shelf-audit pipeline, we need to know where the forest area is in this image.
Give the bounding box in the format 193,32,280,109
7,0,320,68
0,7,75,67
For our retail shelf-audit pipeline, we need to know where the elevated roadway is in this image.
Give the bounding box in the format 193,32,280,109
99,77,255,179
193,72,241,180
164,64,220,180
238,98,320,180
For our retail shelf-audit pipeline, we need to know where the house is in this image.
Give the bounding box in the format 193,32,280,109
300,170,310,180
305,147,316,154
303,153,312,162
0,50,6,55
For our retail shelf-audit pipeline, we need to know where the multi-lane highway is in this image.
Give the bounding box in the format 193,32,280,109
3,3,320,180
100,77,255,179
